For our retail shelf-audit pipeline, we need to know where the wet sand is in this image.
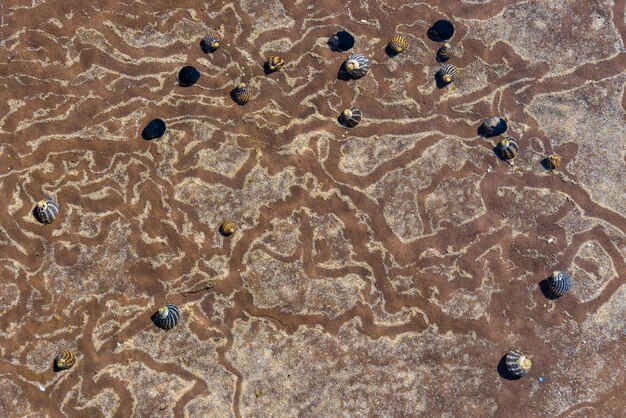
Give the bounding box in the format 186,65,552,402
0,0,625,416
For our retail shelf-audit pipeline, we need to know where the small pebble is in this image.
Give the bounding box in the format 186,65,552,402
538,376,545,382
38,384,46,392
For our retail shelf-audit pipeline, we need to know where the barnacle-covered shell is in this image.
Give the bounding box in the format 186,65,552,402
437,42,457,62
438,64,459,83
35,198,59,224
220,220,237,236
154,304,180,330
497,136,519,160
545,154,561,170
505,351,532,377
55,351,76,370
201,30,222,52
343,54,370,78
266,56,285,71
547,271,572,297
341,108,362,128
389,35,408,54
232,83,251,105
482,116,507,137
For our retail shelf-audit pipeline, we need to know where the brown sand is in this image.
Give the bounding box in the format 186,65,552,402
0,0,625,416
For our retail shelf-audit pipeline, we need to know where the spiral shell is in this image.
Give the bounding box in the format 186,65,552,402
497,136,519,160
505,351,532,377
482,116,507,136
547,271,572,297
545,154,561,170
343,54,370,78
232,83,251,105
437,42,457,62
220,220,237,237
201,30,222,52
153,304,180,330
341,108,362,128
389,35,408,54
266,56,285,71
55,351,76,370
35,198,59,224
438,64,459,83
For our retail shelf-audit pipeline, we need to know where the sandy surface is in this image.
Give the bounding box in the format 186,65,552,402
0,0,625,417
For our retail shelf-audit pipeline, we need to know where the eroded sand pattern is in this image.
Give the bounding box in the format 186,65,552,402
1,0,625,416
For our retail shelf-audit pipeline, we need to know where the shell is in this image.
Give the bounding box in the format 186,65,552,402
430,19,455,42
266,56,285,71
439,64,459,83
220,220,237,236
35,198,59,224
201,30,222,52
344,54,370,78
142,118,167,140
178,66,200,86
497,136,519,160
154,304,181,330
547,271,572,297
328,30,355,52
232,83,251,105
505,351,532,377
341,108,362,128
389,36,408,54
545,154,561,170
55,351,76,370
437,42,457,62
482,116,507,136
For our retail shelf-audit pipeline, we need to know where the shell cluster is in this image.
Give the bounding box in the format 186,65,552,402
497,136,519,160
343,54,370,78
438,64,460,84
220,220,237,236
153,304,181,330
266,56,285,71
55,351,76,370
547,271,572,298
389,35,408,54
232,83,251,105
35,198,59,224
201,30,222,52
505,351,532,377
341,108,362,128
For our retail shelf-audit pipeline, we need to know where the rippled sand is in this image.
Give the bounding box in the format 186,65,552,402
0,0,625,416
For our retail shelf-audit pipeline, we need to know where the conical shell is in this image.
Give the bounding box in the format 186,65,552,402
341,108,362,128
35,198,59,224
344,54,370,78
482,116,507,136
439,64,459,83
232,83,251,105
266,56,285,71
545,154,561,170
220,220,237,236
547,271,572,297
55,351,76,370
437,42,457,62
505,351,532,377
154,304,181,330
389,36,408,53
497,136,519,160
201,30,222,52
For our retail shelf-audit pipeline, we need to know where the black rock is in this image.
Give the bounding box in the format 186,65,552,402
142,119,166,140
178,66,200,86
328,30,355,52
428,20,455,42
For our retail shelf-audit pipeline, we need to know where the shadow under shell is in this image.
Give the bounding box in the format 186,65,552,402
142,119,166,140
427,20,455,42
178,66,200,87
328,30,355,52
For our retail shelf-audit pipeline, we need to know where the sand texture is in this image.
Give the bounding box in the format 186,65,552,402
0,0,625,417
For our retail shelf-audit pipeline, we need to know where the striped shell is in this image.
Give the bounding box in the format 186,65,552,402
55,351,76,370
232,83,251,105
344,54,370,78
201,30,222,52
547,271,572,297
266,56,285,71
545,154,561,170
341,108,362,128
505,351,532,377
389,35,408,53
35,198,59,224
154,304,181,330
220,220,237,236
497,137,519,160
437,42,456,62
482,116,507,136
439,64,459,83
